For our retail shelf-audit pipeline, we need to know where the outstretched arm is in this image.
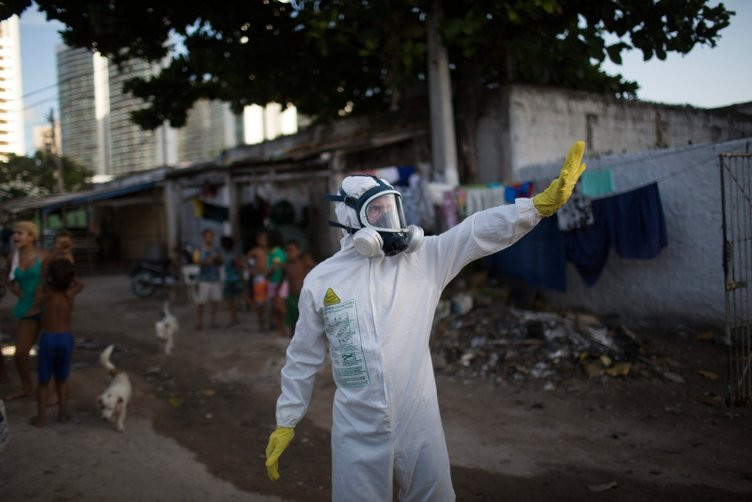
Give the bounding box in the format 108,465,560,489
420,140,587,290
66,276,84,301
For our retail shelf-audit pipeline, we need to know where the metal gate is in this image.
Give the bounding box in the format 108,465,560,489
721,153,752,404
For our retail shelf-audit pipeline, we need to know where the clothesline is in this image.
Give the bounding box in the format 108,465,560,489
587,156,708,201
582,143,728,200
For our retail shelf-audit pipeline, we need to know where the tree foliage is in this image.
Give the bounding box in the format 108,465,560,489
1,0,733,130
0,151,93,202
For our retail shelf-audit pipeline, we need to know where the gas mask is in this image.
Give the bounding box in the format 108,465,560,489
328,175,424,257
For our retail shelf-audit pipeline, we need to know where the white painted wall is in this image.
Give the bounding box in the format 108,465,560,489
517,138,751,328
475,84,752,184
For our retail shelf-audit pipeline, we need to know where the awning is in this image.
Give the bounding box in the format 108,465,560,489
0,181,158,215
44,182,158,212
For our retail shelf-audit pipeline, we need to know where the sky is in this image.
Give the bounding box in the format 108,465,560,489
17,1,752,156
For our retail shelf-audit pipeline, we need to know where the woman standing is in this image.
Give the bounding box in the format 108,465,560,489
5,221,46,400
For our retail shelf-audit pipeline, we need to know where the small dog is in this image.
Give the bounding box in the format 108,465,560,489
155,301,178,356
97,344,132,432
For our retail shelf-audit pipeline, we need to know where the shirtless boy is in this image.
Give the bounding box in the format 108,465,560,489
31,259,83,426
244,231,270,330
281,240,313,337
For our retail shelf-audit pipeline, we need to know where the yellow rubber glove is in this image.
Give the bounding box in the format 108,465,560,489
532,141,587,216
265,426,294,481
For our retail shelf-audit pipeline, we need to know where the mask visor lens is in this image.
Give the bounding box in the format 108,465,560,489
363,193,406,231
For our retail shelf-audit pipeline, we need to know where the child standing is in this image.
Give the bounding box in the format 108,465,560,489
6,221,47,401
31,258,83,426
280,240,313,337
244,231,270,330
220,236,243,327
266,230,287,337
193,229,223,330
34,229,75,311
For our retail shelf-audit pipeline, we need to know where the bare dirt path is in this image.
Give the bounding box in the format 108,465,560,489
1,274,751,501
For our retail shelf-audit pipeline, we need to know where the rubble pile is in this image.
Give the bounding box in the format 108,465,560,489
430,301,651,386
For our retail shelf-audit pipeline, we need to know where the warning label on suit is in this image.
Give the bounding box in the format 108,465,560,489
323,299,370,388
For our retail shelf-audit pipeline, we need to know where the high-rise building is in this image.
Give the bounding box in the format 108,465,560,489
177,99,241,165
0,16,25,160
106,58,163,176
56,46,171,178
57,46,99,171
56,44,302,177
243,102,301,145
32,123,61,153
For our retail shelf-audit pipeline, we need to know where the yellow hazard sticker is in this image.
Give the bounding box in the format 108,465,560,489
324,288,341,306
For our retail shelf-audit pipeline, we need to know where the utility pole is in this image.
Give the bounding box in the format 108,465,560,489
426,0,459,187
46,108,65,193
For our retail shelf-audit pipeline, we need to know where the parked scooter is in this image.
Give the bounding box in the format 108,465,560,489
130,244,196,298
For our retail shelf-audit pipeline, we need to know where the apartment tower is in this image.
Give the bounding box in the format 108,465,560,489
0,16,25,160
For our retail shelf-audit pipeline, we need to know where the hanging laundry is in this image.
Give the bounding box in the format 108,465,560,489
581,168,614,197
486,215,567,292
395,186,422,226
417,180,437,233
461,186,506,217
562,202,611,286
370,167,400,185
563,182,668,286
192,197,205,218
463,187,486,216
606,182,668,259
202,201,229,222
396,165,417,186
557,185,594,232
368,165,417,186
440,190,459,230
504,181,534,203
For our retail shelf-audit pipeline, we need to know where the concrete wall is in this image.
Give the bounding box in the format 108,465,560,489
517,137,751,328
475,84,752,183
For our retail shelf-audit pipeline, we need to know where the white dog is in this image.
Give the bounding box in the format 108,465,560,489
97,344,132,432
155,301,178,356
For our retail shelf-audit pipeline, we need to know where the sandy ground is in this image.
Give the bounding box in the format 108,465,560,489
1,273,751,501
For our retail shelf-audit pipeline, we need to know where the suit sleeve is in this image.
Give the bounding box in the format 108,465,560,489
419,198,543,290
275,286,327,427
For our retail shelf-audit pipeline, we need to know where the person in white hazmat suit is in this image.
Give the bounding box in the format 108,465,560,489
266,141,587,501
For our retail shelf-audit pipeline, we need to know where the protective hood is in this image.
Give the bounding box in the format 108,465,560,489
328,175,423,257
333,175,379,230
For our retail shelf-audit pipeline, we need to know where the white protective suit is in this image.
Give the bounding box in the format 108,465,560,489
275,176,543,501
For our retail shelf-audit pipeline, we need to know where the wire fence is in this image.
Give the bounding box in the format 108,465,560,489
720,152,752,404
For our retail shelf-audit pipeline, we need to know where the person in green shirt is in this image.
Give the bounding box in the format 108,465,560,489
266,230,287,338
6,221,48,401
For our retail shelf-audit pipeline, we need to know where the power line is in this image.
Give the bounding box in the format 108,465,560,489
21,67,118,111
23,95,58,111
21,71,92,101
22,49,165,100
22,82,58,99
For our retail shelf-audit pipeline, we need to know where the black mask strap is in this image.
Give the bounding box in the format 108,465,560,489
327,220,358,234
325,175,392,210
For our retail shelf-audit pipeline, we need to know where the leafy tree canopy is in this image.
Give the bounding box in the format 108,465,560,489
0,151,93,202
1,1,733,129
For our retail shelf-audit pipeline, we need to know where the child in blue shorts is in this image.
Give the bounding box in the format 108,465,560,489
31,258,83,427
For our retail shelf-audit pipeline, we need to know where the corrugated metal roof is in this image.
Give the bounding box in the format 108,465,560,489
0,166,171,215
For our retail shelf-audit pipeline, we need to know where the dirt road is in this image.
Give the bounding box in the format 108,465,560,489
1,274,751,501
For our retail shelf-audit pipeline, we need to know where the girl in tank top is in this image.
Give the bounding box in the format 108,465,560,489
5,221,47,401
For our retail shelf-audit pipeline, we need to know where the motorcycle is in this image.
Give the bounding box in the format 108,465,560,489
130,244,197,298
